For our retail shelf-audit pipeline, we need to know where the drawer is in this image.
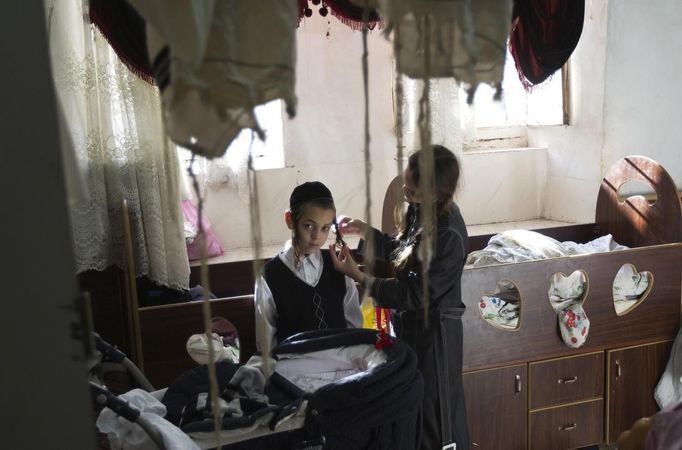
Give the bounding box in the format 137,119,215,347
530,399,603,450
530,352,604,409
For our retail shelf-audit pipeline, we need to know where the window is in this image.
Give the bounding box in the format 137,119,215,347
178,99,285,173
240,99,285,171
398,49,566,153
460,48,565,150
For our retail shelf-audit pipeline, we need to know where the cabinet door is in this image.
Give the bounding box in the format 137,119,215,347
463,364,527,450
607,340,673,443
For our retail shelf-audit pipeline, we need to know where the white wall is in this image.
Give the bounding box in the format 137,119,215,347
204,15,549,251
528,0,609,224
204,15,398,250
208,0,682,250
458,148,548,225
601,1,682,179
531,0,682,224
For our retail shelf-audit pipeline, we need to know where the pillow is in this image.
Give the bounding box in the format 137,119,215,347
181,199,224,260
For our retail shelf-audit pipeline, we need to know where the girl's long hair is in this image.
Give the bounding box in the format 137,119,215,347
393,145,461,273
290,199,344,268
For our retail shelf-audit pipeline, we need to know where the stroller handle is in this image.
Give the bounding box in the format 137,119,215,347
94,333,127,363
90,381,166,450
91,381,140,422
92,333,155,392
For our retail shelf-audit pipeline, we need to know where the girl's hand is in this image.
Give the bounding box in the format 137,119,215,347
329,243,363,283
336,216,368,236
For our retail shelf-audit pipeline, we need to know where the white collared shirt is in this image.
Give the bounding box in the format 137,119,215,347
255,245,363,351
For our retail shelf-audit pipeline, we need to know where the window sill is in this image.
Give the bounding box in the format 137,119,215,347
467,219,576,236
462,146,546,156
189,236,363,267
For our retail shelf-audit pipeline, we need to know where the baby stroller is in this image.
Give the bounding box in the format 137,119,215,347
92,328,424,450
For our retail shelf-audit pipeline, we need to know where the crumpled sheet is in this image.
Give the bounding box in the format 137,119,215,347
478,280,520,329
96,388,200,450
613,263,651,315
275,344,388,392
160,357,305,448
465,230,626,268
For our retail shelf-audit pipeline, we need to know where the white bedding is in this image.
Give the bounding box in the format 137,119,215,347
276,344,388,392
465,230,626,269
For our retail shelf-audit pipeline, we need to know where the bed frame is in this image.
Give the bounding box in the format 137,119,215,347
138,295,256,388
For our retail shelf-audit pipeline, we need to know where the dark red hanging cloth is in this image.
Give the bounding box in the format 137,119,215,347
89,0,155,84
298,0,382,30
509,0,585,89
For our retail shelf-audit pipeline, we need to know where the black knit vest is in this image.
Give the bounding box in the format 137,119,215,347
263,250,347,344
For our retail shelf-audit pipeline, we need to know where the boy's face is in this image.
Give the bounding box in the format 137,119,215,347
290,204,336,255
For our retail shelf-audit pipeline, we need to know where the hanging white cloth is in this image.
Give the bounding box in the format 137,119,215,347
361,0,512,89
548,271,590,349
127,0,298,159
48,0,190,290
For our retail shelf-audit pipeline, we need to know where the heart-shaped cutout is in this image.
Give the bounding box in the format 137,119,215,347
613,263,653,316
478,279,521,330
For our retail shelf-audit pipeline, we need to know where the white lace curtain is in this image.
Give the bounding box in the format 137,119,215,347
400,77,464,153
48,0,190,290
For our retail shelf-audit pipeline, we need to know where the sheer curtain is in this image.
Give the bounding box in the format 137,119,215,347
48,0,190,290
400,77,464,153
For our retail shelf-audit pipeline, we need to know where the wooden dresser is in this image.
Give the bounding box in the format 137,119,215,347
463,340,673,449
460,245,681,449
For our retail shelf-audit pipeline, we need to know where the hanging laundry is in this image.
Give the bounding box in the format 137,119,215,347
355,0,512,95
127,0,298,158
548,271,590,349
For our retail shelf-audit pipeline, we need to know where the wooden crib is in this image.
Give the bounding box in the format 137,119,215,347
453,156,682,449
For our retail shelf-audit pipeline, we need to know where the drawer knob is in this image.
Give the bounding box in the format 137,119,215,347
558,376,578,384
558,423,577,431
